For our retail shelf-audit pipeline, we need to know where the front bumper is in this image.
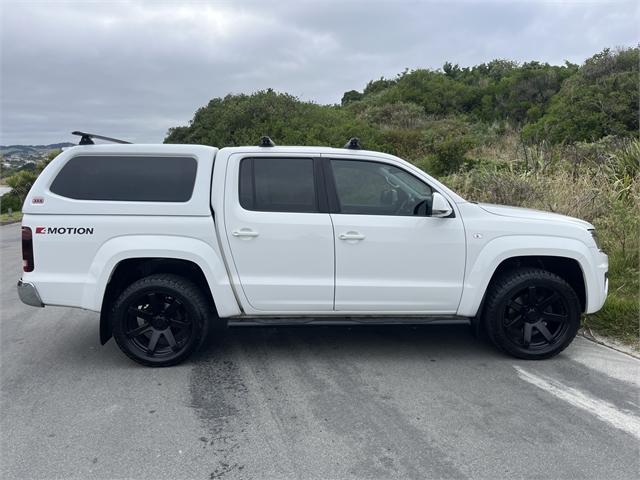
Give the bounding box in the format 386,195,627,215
17,280,44,307
586,250,609,313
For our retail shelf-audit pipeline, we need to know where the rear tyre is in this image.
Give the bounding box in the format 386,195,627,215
484,268,581,360
111,274,210,367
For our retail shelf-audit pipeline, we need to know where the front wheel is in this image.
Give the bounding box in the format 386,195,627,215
111,274,210,367
484,268,581,360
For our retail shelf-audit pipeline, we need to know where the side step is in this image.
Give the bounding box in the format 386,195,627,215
227,316,471,327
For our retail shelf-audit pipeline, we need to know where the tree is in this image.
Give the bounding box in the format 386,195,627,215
341,90,363,106
165,89,383,149
1,150,60,210
6,170,38,204
524,47,639,143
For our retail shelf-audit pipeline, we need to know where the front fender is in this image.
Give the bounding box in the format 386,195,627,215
82,235,241,317
457,235,601,317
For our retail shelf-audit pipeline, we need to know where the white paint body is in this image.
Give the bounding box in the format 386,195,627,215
20,144,609,319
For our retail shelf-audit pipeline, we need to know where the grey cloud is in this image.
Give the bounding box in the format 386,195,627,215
1,0,638,144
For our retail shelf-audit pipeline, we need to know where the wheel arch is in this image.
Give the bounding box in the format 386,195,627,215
99,257,219,345
459,236,592,318
87,235,241,344
487,256,585,310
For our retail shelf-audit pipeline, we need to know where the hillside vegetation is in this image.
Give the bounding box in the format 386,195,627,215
166,46,639,346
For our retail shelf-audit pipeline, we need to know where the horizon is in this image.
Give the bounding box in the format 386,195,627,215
1,0,638,145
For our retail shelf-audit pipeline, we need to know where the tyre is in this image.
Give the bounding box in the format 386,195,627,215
110,274,210,367
483,268,581,360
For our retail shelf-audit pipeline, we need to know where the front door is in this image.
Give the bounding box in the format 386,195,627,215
224,155,334,311
326,157,466,313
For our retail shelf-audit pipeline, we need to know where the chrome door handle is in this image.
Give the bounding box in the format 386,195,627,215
338,232,365,241
232,229,259,238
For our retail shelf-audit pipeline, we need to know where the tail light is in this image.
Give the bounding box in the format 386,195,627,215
22,226,34,272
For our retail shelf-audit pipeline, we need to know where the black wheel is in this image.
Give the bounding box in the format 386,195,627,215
484,268,580,360
111,274,210,367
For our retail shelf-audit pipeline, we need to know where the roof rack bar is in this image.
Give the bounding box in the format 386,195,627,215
343,137,362,150
71,131,132,145
259,136,275,147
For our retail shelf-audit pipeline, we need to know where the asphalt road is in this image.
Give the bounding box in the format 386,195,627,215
1,222,639,480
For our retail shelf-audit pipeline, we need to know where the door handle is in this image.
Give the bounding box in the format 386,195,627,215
338,231,365,241
232,229,259,238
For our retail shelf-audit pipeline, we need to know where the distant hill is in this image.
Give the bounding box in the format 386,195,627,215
1,143,74,155
1,142,74,179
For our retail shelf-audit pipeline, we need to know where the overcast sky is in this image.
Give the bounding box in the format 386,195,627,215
1,0,638,145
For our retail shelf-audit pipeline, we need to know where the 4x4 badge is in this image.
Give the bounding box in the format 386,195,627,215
35,227,94,235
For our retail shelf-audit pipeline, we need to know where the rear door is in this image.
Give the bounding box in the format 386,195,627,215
325,156,466,313
223,154,335,312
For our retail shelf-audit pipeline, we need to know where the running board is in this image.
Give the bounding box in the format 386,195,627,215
226,316,471,327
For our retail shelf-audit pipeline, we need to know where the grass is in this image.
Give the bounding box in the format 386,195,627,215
583,252,639,349
0,210,21,223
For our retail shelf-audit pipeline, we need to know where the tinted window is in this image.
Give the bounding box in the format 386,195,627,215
50,155,197,202
330,159,432,216
239,157,317,212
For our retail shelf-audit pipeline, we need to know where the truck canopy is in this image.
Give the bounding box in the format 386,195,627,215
22,144,218,217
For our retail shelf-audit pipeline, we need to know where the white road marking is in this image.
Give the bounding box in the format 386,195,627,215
514,366,640,440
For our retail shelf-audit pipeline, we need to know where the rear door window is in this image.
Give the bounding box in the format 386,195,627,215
239,157,318,213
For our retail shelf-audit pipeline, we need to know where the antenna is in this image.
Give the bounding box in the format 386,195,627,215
259,136,275,147
71,131,132,145
343,137,362,150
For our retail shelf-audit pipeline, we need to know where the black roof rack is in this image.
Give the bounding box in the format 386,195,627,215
72,131,132,145
259,136,275,147
343,137,362,149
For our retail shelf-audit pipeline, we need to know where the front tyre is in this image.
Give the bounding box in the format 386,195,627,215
111,274,209,367
484,268,581,360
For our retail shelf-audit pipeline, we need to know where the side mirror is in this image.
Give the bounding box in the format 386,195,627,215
431,192,453,218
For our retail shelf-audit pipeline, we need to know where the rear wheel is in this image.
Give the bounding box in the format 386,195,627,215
484,268,580,359
111,274,209,367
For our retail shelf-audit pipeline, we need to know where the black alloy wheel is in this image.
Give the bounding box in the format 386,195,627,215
502,285,570,350
124,292,192,357
484,268,581,359
111,274,209,367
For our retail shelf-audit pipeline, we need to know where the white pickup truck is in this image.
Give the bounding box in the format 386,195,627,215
18,133,608,366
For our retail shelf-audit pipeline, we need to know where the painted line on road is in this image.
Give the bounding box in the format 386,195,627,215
514,365,640,440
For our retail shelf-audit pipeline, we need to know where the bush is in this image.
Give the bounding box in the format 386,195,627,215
360,102,427,130
523,47,639,144
6,170,38,204
0,192,22,214
379,129,428,162
165,89,384,150
417,118,480,175
422,138,474,175
341,90,364,106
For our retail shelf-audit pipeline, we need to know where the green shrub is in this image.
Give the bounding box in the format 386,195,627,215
524,47,639,144
418,118,481,175
360,102,427,130
5,170,38,204
0,193,22,214
165,89,384,149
